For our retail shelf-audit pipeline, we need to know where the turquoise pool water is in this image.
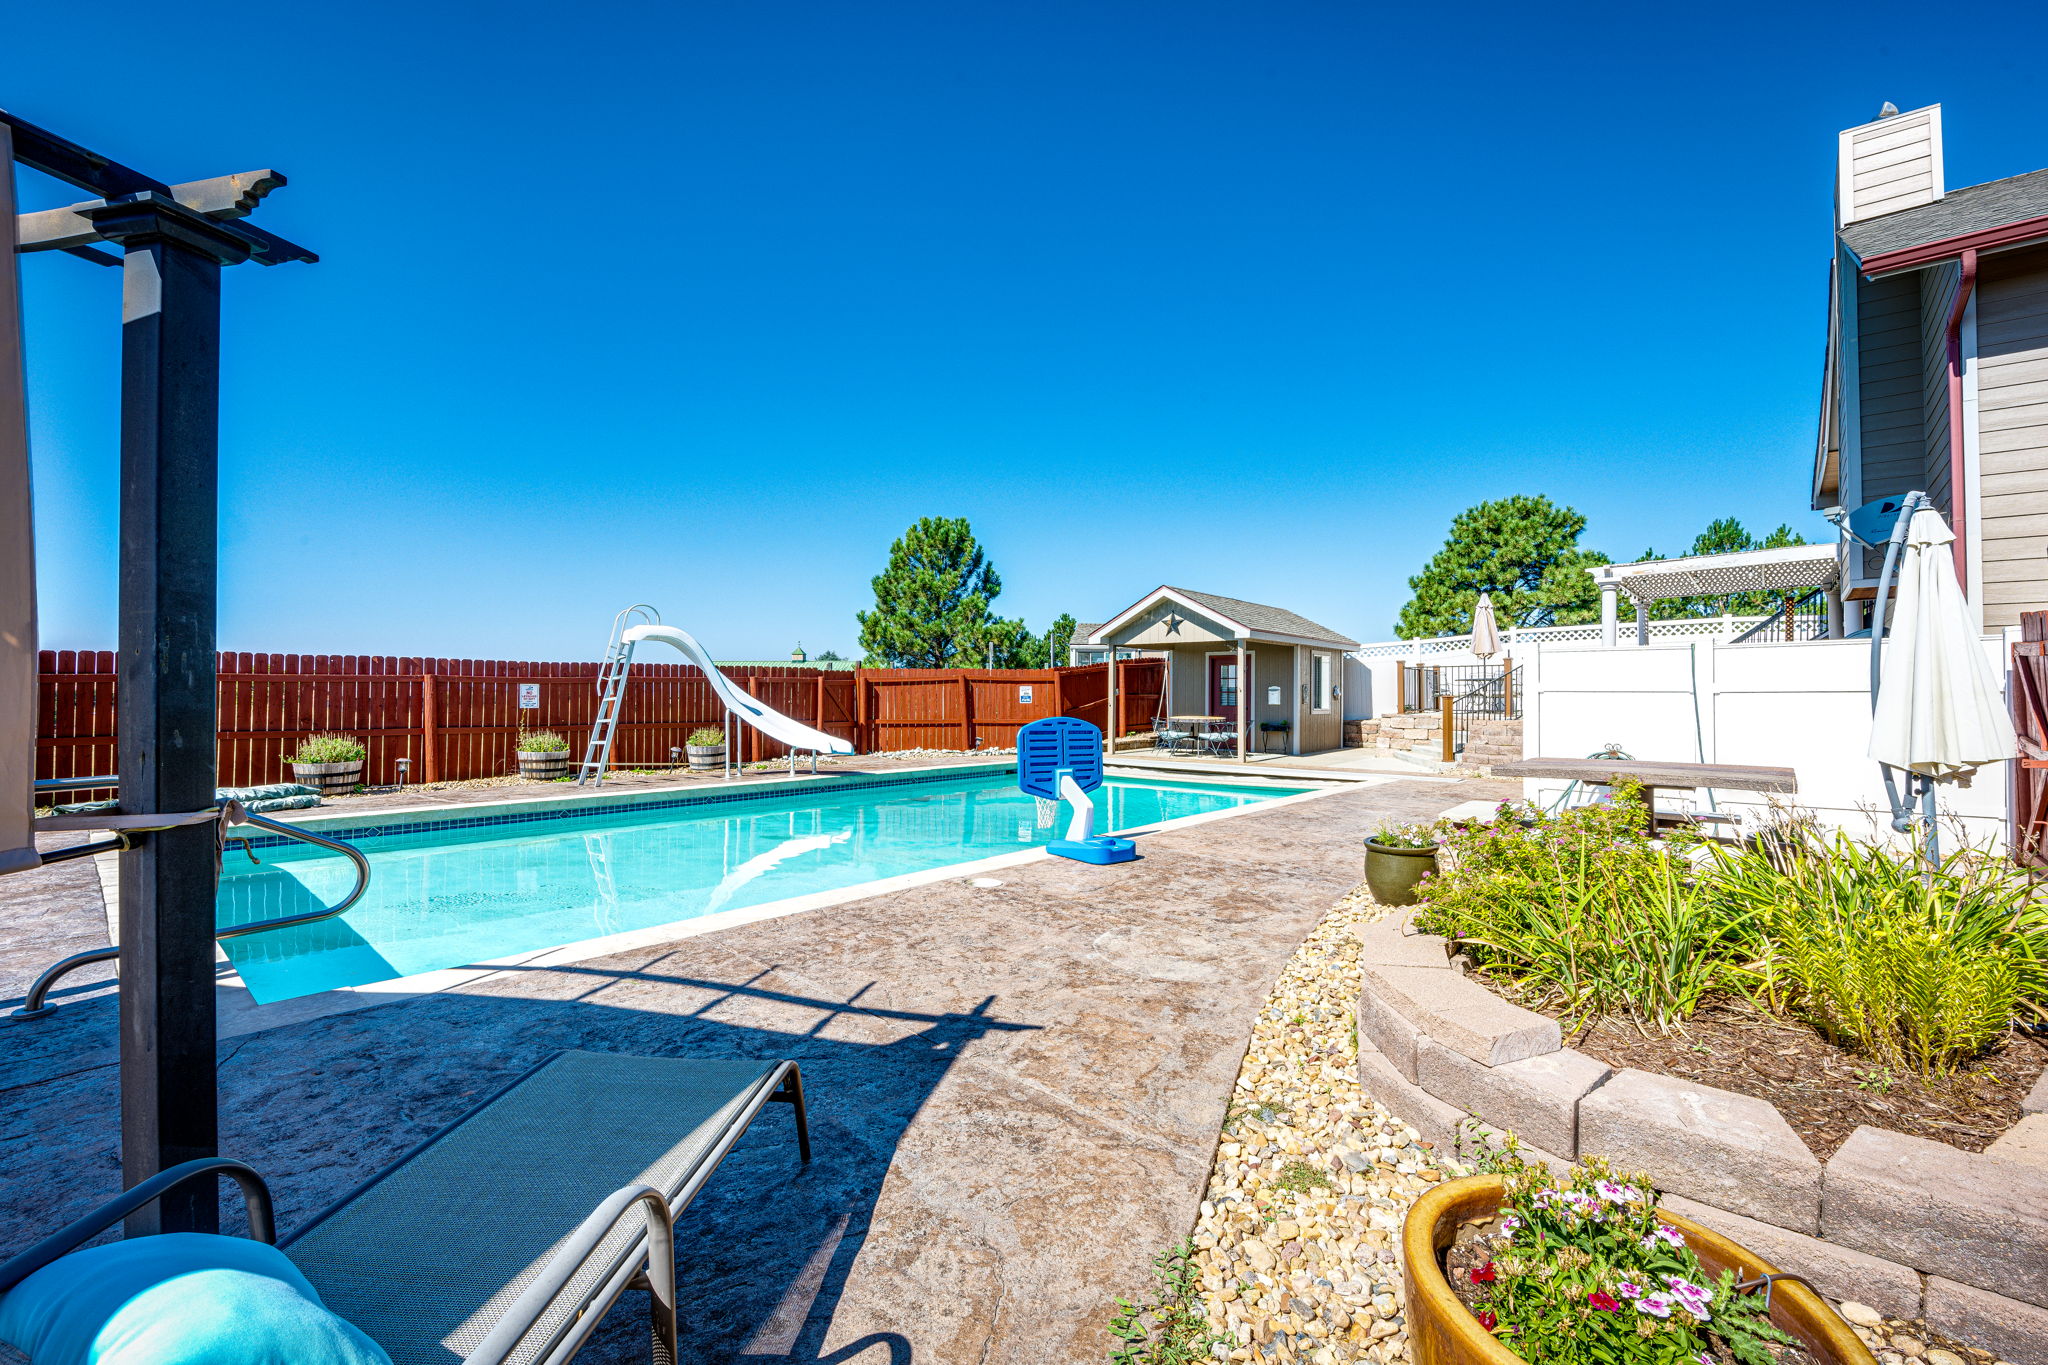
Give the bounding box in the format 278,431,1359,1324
217,770,1303,1003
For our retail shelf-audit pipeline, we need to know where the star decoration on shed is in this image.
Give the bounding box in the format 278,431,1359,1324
1164,612,1185,635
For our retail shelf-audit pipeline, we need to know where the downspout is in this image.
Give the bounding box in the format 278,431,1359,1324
1945,248,1978,590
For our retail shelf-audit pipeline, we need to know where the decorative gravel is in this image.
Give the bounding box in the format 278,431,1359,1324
1190,887,1454,1363
1188,889,2016,1365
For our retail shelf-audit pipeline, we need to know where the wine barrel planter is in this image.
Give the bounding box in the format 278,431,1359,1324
290,760,363,797
687,744,726,771
1363,839,1437,906
516,749,570,780
1401,1175,1874,1365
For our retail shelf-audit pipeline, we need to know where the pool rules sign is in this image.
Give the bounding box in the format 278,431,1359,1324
518,683,539,709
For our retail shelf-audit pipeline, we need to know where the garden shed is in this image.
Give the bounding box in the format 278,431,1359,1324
1077,587,1359,758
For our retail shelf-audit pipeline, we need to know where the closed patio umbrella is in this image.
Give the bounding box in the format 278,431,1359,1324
1469,592,1502,661
1869,508,2015,780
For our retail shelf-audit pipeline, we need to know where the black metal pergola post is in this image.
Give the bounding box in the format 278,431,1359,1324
5,112,314,1234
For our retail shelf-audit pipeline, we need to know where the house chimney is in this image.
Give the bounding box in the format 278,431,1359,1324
1837,103,1943,227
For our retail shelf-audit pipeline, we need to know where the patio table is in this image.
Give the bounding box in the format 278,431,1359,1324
1488,758,1797,834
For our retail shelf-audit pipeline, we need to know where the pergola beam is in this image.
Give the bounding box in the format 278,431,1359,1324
17,170,291,255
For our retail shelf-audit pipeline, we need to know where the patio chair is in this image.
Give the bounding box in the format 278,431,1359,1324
0,1050,811,1365
1199,723,1238,759
1151,717,1191,754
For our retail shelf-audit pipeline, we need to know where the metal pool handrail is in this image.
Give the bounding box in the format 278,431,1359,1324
13,806,371,1019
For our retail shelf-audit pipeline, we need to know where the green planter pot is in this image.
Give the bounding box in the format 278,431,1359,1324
1363,839,1438,906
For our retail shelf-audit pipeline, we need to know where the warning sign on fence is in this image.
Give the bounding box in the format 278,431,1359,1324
518,683,540,709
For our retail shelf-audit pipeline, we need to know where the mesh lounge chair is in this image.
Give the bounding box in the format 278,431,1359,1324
0,1050,810,1365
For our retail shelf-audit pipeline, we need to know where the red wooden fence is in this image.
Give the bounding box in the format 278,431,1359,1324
34,652,1165,791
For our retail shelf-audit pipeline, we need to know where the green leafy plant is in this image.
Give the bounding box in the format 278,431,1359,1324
1470,1155,1791,1365
1367,822,1436,850
516,730,569,753
1705,833,2045,1073
1106,1240,1221,1365
1272,1159,1332,1195
290,733,365,764
687,728,726,747
1414,788,1737,1028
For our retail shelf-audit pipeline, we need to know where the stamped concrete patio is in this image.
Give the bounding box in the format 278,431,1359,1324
0,774,1512,1364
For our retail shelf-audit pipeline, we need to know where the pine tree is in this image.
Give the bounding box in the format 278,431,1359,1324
1396,496,1610,637
857,517,1019,667
1041,613,1079,668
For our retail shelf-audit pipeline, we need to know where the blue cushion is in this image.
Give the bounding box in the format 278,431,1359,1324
0,1233,391,1365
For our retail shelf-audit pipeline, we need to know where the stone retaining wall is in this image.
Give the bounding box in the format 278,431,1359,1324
1351,913,2048,1364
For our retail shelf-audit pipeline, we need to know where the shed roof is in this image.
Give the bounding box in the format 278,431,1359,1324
1842,166,2048,260
1088,586,1359,648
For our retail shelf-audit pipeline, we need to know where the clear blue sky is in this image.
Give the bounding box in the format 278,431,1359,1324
11,0,2047,659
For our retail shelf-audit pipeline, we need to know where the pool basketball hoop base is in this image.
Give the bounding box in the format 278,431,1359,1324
1015,717,1137,865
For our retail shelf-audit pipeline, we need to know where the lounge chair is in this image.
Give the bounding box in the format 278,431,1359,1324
0,1051,810,1364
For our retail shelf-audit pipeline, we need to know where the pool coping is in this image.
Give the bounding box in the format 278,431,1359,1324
93,764,1347,1038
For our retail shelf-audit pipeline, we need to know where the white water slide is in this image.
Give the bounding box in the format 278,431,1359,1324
577,610,853,785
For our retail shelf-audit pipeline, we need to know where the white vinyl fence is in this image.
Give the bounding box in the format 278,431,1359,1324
1516,637,2013,848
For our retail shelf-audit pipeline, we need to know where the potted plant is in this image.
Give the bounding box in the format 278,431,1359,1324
288,733,366,797
1402,1156,1873,1365
515,730,572,780
1364,821,1438,905
686,726,727,771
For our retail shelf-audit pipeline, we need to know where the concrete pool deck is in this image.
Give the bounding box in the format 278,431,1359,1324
0,773,1512,1364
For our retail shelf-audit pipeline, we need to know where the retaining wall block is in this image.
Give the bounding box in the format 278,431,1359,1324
1350,914,1453,972
1654,1193,1923,1323
1357,1042,1568,1175
1824,1125,2048,1310
1578,1069,1822,1234
1358,961,1559,1068
1413,1040,1608,1160
1925,1276,2048,1365
1986,1113,2048,1170
1357,986,1426,1081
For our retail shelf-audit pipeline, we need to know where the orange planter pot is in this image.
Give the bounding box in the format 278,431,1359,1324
1400,1175,1874,1365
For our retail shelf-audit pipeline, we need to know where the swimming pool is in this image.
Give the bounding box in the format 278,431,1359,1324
216,769,1307,1003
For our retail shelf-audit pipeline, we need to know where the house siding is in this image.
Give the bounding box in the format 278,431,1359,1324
1975,245,2048,629
1856,271,1926,578
1920,260,1961,521
1838,107,1942,226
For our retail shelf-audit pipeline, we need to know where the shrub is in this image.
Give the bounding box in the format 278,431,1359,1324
290,733,365,764
1414,789,1742,1028
516,730,569,753
1705,834,2046,1073
688,727,725,747
1467,1153,1791,1365
1367,821,1436,850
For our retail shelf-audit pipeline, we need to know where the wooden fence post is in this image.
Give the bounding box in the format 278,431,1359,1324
1440,693,1454,764
421,672,440,783
854,670,869,753
960,673,973,751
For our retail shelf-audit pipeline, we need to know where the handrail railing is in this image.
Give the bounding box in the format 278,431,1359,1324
1729,588,1828,645
12,805,372,1018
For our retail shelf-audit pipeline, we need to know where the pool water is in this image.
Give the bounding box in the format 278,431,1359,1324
217,770,1303,1003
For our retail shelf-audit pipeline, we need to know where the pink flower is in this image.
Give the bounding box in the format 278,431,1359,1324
1469,1261,1498,1285
1641,1224,1685,1249
1616,1281,1643,1299
1588,1291,1622,1312
1636,1293,1675,1319
1477,1309,1498,1331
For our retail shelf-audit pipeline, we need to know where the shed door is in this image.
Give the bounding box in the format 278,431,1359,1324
1208,654,1239,723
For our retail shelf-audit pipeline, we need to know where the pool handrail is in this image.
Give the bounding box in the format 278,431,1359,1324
12,805,371,1019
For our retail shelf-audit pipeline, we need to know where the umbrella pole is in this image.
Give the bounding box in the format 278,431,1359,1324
1869,492,1926,841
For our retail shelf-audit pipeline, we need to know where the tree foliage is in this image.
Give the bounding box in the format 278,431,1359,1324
1041,613,1078,668
1396,496,1610,637
856,517,1037,667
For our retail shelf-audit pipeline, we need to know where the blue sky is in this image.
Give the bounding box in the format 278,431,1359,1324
11,0,2048,658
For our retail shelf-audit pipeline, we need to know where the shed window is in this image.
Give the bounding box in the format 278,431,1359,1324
1313,654,1332,711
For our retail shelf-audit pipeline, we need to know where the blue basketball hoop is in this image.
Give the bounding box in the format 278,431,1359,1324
1015,717,1136,865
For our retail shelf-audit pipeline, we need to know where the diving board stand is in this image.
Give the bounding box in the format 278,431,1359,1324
1017,717,1136,864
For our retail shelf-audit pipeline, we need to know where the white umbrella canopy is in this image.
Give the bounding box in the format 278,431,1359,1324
1469,592,1502,660
1869,508,2017,780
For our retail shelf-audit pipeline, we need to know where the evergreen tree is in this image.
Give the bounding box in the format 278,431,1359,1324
1041,613,1079,668
1396,496,1610,637
857,517,1020,667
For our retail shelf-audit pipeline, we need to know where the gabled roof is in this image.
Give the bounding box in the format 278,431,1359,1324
1843,166,2048,262
1087,586,1359,649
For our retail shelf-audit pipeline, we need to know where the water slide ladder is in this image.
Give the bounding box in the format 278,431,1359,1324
576,604,659,787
